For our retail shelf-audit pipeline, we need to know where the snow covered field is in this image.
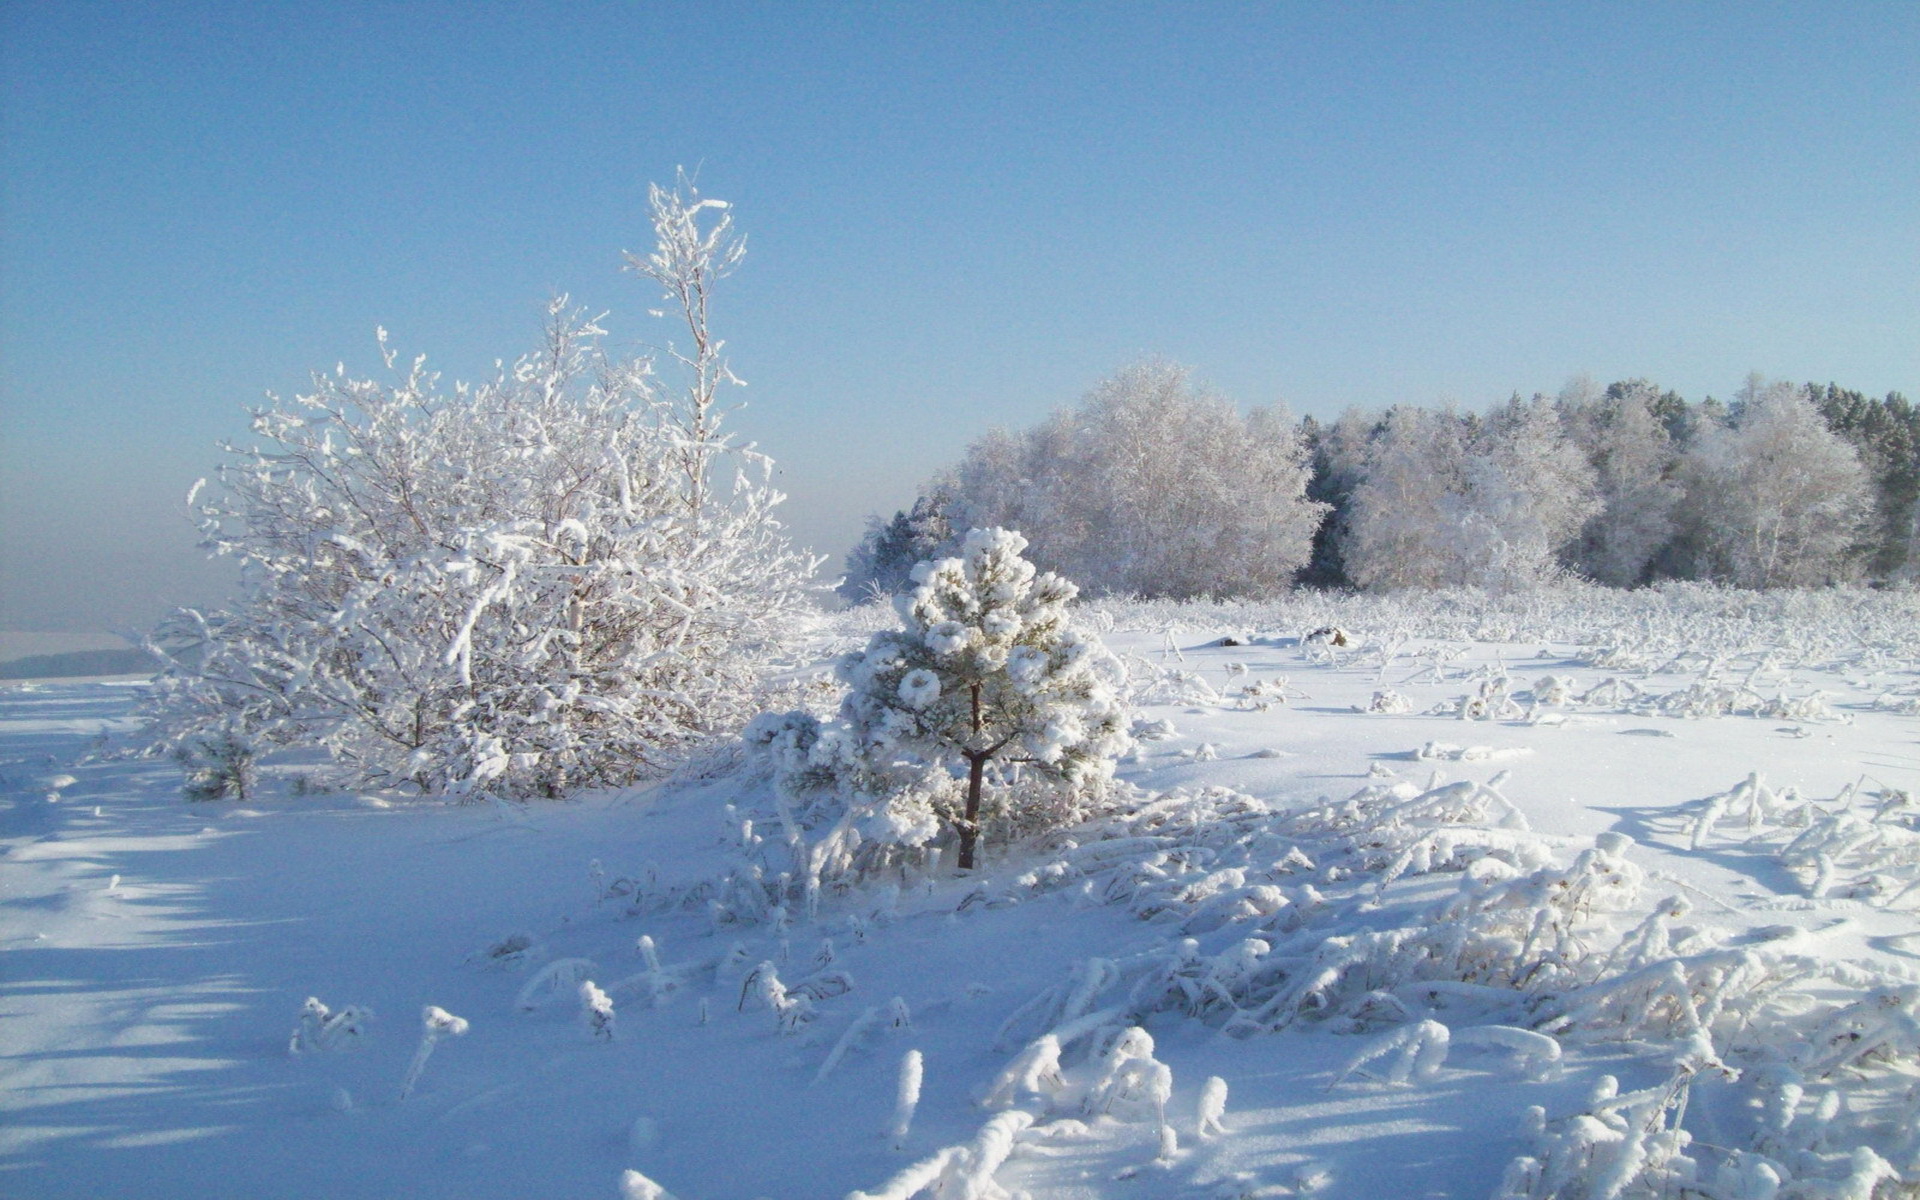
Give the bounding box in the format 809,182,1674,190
4,587,1918,1200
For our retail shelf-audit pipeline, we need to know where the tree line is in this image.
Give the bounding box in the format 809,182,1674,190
844,368,1915,600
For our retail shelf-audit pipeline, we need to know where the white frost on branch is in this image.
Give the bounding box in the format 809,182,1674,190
143,179,812,799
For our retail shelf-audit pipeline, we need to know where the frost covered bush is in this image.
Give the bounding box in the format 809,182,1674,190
141,179,812,799
1687,773,1920,906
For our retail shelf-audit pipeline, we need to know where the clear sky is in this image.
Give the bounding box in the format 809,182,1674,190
3,1,1916,635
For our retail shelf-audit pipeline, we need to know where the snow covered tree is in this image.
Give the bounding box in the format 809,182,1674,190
624,174,747,527
1466,397,1601,588
1811,383,1920,581
1340,406,1473,590
1340,400,1597,590
1298,407,1380,588
838,494,955,603
1562,381,1682,587
143,180,813,798
926,361,1327,599
1677,377,1873,588
838,528,1130,870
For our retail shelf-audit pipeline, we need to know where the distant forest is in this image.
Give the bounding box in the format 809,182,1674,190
844,368,1915,600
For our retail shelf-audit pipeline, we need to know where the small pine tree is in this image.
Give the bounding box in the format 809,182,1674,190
174,728,257,802
838,528,1130,870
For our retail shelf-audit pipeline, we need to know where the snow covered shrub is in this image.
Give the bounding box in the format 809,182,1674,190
1493,1072,1703,1200
736,960,839,1034
1335,1018,1450,1086
1082,1025,1174,1126
1363,689,1414,715
889,1048,923,1150
848,1110,1036,1200
1530,675,1578,708
289,996,371,1055
1688,773,1920,906
173,726,257,801
141,179,812,799
838,528,1133,869
1195,1075,1229,1140
960,751,1920,1193
580,980,617,1040
744,709,950,852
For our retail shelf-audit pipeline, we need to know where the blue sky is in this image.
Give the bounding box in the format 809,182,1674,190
3,1,1916,633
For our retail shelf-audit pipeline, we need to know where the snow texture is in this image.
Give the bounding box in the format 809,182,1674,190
6,585,1920,1199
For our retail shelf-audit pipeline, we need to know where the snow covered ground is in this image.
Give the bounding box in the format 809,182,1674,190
4,587,1918,1200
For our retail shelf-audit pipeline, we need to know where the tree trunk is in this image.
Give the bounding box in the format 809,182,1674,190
957,751,987,871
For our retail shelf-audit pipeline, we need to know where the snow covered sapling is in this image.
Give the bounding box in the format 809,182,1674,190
174,728,257,801
581,980,617,1040
839,528,1132,870
399,1005,469,1100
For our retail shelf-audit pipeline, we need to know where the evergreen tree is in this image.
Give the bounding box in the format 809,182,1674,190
837,529,1130,870
1810,384,1920,580
839,495,955,603
1298,408,1378,588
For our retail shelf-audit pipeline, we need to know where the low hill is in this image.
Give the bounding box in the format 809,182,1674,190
0,647,156,680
